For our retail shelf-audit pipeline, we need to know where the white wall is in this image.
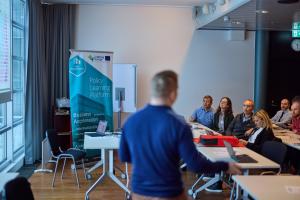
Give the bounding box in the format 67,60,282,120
175,30,255,117
74,5,255,120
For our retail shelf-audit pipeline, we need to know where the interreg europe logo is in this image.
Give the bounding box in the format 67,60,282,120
69,56,86,77
88,54,111,62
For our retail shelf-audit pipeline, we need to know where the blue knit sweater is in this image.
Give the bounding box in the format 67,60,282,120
119,104,228,198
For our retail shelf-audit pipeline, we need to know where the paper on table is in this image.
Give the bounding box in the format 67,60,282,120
211,149,230,157
192,129,206,138
285,186,300,194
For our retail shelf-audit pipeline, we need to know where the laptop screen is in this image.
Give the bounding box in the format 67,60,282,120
97,120,107,134
224,141,236,158
224,141,258,163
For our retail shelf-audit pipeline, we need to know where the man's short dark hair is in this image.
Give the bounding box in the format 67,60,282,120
292,96,300,104
203,95,213,103
281,98,290,105
151,70,178,99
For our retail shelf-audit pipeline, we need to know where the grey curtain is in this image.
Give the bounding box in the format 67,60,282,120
25,0,75,164
44,4,75,124
25,0,47,164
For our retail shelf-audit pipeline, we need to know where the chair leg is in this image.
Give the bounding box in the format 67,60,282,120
52,157,60,187
82,159,87,180
230,182,236,200
72,157,80,188
115,166,126,179
61,158,67,180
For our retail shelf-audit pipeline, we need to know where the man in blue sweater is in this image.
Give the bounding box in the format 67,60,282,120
189,95,214,128
119,70,241,200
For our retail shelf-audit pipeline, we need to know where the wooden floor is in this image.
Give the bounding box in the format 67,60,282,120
29,161,231,200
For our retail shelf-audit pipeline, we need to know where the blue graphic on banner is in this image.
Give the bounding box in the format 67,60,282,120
69,52,113,156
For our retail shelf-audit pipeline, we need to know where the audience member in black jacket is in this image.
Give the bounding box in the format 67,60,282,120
212,97,234,135
239,109,275,154
226,99,255,139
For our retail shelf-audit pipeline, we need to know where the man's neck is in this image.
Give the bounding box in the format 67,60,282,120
244,113,252,118
150,97,172,107
203,107,211,111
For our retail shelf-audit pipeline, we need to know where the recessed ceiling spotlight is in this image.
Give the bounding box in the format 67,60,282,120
256,10,269,14
202,3,209,15
223,16,230,22
231,21,242,25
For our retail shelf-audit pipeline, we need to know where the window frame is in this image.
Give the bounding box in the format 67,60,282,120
11,0,26,154
0,127,10,166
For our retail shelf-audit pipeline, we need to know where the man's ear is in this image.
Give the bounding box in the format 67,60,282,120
170,90,177,102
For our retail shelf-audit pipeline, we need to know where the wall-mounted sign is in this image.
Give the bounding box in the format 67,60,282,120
292,22,300,38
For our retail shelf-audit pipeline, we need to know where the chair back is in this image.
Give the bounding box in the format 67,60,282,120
5,177,34,200
46,129,60,155
261,141,287,165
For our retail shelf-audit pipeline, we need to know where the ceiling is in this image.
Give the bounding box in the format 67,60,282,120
202,0,300,31
41,0,216,6
41,0,300,31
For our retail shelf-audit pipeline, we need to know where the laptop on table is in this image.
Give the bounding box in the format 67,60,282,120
86,120,108,137
223,141,258,163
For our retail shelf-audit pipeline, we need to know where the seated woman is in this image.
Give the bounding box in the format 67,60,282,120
204,97,234,193
212,97,234,135
239,109,275,153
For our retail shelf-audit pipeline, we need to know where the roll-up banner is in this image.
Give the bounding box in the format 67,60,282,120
69,50,113,156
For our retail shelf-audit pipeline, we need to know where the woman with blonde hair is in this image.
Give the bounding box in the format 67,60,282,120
239,109,275,153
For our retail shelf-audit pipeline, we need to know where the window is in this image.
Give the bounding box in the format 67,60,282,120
12,29,24,123
0,0,11,103
12,0,25,25
0,0,26,171
0,104,6,164
13,124,23,152
12,0,25,152
0,132,6,163
0,104,6,129
13,26,24,58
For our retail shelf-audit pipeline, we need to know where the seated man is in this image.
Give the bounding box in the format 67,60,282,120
291,96,300,134
287,96,300,174
189,95,214,128
271,98,292,129
226,99,255,139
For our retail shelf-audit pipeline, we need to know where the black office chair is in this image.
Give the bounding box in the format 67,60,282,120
5,177,34,200
46,129,87,188
261,140,287,175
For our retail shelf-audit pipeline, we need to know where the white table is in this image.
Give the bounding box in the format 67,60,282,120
197,146,280,170
83,133,130,200
0,172,19,198
274,129,300,151
189,146,280,199
232,175,300,200
190,122,219,139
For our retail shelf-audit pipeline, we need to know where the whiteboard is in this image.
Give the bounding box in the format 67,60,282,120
113,64,137,113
